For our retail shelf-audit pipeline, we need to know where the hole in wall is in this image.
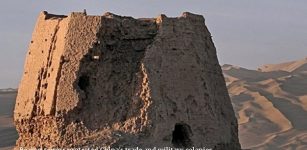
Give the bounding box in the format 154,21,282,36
91,49,102,60
92,55,100,60
78,75,90,91
172,123,193,148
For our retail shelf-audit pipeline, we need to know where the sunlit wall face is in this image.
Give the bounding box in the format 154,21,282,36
1,0,307,88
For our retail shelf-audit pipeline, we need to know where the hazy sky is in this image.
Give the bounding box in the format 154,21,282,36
0,0,307,88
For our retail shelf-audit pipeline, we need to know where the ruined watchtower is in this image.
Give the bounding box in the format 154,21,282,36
14,11,241,149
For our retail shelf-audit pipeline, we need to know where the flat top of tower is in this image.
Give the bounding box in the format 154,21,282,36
41,11,205,22
42,11,68,20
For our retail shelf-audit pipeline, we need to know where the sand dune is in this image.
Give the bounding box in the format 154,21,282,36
223,58,307,150
258,57,307,73
0,90,17,150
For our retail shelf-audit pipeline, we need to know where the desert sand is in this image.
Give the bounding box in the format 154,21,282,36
223,57,307,150
0,89,17,150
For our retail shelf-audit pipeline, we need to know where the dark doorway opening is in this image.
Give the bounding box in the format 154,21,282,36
172,123,193,148
78,75,89,91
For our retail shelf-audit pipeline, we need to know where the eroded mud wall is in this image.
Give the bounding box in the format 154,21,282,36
14,11,241,149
